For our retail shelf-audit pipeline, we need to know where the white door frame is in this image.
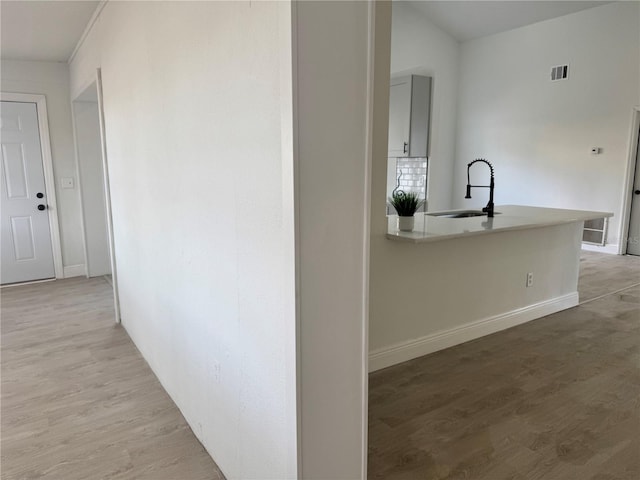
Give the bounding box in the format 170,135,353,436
618,105,640,255
0,92,64,279
70,88,91,278
70,74,104,278
95,69,121,323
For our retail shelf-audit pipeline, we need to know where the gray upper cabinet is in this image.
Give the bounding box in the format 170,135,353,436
388,75,432,158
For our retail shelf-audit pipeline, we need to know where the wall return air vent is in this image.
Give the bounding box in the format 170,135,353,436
551,64,569,81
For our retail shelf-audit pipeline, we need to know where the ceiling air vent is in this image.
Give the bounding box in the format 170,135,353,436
551,64,569,81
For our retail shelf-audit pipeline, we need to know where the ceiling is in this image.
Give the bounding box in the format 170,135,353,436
1,0,100,62
0,1,614,62
406,1,612,42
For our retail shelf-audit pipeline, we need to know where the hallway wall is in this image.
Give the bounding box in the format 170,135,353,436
69,2,298,478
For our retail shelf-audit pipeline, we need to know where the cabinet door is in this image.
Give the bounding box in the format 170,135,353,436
388,78,411,157
408,75,431,158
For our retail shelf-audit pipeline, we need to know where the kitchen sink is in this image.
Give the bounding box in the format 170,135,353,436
427,210,500,218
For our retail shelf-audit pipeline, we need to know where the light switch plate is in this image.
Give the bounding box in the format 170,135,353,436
61,177,74,189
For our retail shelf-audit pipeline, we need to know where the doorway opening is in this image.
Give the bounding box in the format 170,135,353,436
71,70,120,322
621,107,640,255
72,82,111,277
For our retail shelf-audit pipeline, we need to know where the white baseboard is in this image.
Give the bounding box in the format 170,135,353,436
1,278,56,288
369,292,579,372
581,243,619,255
63,264,86,278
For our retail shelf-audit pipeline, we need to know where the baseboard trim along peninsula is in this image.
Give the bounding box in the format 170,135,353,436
370,206,611,373
369,292,579,372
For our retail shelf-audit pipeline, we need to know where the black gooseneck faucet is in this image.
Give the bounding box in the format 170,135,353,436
465,158,495,217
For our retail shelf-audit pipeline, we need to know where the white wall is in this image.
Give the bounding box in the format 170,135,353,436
454,2,640,247
73,100,110,277
390,2,460,212
294,1,374,477
1,60,85,273
70,2,298,478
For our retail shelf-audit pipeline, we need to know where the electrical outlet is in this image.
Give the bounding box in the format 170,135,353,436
526,272,534,287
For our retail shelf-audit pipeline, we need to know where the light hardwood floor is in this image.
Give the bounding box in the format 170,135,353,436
579,250,640,302
369,252,640,479
2,253,637,480
1,277,225,480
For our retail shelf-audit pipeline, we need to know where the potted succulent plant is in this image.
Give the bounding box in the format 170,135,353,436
389,191,425,232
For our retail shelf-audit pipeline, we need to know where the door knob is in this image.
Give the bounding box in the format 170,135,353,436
37,204,46,211
36,192,44,198
635,189,640,195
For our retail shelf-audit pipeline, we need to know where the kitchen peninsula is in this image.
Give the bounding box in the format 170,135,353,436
369,205,613,371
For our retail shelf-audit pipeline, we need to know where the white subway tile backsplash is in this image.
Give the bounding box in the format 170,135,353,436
394,157,428,201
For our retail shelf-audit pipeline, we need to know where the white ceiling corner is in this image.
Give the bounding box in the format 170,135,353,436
1,0,100,63
403,1,613,42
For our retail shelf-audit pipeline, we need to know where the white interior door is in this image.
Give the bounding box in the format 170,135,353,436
1,101,55,284
628,128,640,255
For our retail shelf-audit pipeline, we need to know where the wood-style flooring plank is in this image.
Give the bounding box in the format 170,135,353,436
579,251,640,302
369,253,640,480
1,277,225,480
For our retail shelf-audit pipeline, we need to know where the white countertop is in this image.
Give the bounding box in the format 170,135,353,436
386,205,613,243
